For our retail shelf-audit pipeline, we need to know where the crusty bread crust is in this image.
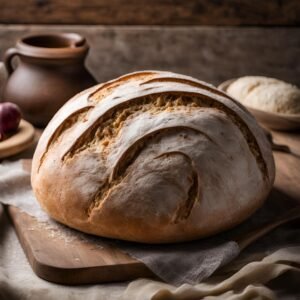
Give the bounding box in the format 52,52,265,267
31,71,275,243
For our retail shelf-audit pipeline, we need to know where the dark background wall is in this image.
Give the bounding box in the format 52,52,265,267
0,0,299,86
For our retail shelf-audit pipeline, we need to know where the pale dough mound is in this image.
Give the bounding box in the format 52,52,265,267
227,76,300,114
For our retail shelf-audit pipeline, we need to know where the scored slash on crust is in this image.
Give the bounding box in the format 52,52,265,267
87,126,208,219
59,92,269,183
154,151,200,223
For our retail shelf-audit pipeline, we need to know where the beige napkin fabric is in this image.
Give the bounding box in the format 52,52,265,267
124,247,300,300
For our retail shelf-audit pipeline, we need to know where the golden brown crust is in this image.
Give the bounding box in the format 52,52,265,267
31,71,275,243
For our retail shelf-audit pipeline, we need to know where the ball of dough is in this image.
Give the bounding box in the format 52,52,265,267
226,76,300,114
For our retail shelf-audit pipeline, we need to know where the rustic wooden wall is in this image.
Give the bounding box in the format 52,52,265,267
1,26,299,86
0,1,299,86
0,0,299,25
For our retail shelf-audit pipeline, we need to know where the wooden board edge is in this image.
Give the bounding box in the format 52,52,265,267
0,120,35,159
7,205,154,284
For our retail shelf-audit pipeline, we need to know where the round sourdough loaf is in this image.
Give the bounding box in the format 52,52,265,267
31,71,275,243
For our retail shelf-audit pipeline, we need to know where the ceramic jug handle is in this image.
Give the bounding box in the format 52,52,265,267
4,48,19,75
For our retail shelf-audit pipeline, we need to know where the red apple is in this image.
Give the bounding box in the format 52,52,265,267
0,102,22,140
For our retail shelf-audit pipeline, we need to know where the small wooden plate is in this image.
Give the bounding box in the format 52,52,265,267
0,119,35,159
218,79,300,131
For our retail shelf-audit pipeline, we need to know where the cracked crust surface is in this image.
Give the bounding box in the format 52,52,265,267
31,71,275,243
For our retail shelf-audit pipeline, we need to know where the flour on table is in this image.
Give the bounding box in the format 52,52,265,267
0,160,104,247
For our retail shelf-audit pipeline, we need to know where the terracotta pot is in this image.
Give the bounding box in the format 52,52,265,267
1,33,97,127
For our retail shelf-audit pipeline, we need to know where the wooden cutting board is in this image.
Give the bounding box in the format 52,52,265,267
6,129,300,285
7,205,154,284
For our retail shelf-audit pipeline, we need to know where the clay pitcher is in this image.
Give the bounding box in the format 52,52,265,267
2,33,97,127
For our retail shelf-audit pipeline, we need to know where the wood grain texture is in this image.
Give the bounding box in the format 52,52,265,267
7,206,154,284
0,25,299,87
0,120,35,159
0,0,299,25
6,129,300,284
272,131,300,202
